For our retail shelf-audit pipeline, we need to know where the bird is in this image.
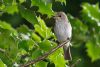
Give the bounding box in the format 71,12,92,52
54,12,72,60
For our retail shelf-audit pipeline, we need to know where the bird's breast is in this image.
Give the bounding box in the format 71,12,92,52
54,21,72,43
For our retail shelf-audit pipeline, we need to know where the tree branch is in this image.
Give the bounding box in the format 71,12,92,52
19,41,69,67
70,59,81,67
0,48,5,53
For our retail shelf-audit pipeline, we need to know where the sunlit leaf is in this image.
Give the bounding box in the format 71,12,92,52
34,17,54,39
0,59,7,67
39,40,52,51
31,0,54,17
35,61,48,67
81,3,100,26
86,41,100,62
17,25,30,33
0,0,18,14
0,21,17,34
49,48,66,67
32,33,41,42
4,4,18,14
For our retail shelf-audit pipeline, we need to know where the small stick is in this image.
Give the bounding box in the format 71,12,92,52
0,48,5,53
70,59,81,67
20,41,69,67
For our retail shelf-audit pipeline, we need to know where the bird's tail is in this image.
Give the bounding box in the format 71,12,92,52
63,42,72,60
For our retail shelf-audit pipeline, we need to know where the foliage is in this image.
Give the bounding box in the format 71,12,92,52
81,3,100,62
0,0,100,67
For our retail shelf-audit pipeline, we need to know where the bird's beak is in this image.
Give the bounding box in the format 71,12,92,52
53,12,59,19
53,16,56,19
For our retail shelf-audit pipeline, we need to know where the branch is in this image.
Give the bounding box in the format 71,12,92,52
19,41,69,67
0,48,5,53
70,59,81,67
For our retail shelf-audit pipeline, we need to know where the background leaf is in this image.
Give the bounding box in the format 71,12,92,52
19,5,38,25
0,59,7,67
86,41,100,62
31,0,54,17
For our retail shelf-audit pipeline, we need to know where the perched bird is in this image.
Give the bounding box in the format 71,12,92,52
54,12,72,60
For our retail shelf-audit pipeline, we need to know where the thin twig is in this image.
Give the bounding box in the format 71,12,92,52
19,41,69,67
0,48,5,53
70,59,81,67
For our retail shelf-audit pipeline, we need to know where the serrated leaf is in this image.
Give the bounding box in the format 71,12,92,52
19,5,38,25
49,48,66,67
0,0,18,14
81,3,100,25
86,41,100,62
34,17,54,39
34,24,45,38
31,0,54,17
4,4,18,14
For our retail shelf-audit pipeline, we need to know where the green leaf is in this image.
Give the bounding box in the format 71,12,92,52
17,25,30,33
0,29,18,62
18,34,34,51
86,41,100,62
32,33,41,42
19,5,38,25
0,21,17,34
0,59,7,67
0,0,18,14
32,49,43,59
34,17,54,39
81,3,100,26
49,48,66,67
18,40,29,51
39,40,52,51
68,15,88,45
4,4,18,14
31,0,54,17
35,61,48,67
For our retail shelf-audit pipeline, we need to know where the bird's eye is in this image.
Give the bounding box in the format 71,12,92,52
59,15,61,17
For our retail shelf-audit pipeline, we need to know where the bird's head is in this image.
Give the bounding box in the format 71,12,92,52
53,12,68,22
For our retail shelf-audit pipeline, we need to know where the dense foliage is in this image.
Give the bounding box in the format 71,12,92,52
0,0,100,67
